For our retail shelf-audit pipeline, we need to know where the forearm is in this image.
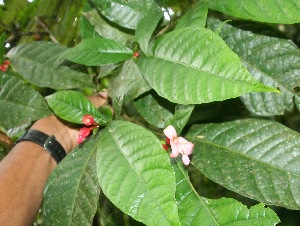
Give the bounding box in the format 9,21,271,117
0,115,77,226
0,96,105,226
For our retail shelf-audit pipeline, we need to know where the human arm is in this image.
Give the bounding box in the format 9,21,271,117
0,96,106,226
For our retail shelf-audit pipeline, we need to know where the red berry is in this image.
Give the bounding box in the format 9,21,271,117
0,64,7,72
3,60,10,65
133,51,139,58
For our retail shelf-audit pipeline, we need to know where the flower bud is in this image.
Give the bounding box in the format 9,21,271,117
77,127,91,144
82,114,96,126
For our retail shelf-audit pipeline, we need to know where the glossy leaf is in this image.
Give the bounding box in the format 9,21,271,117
207,18,300,116
92,0,161,29
187,119,300,210
0,73,50,130
208,0,300,24
175,0,208,29
173,163,280,225
135,11,162,54
61,38,133,66
138,27,278,105
96,121,180,225
45,90,109,125
108,60,151,115
43,135,100,226
7,41,94,89
171,104,194,134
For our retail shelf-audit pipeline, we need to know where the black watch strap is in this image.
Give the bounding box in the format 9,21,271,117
16,129,66,164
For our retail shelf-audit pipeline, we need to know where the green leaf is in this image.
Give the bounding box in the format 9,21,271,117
79,15,101,39
136,11,162,54
207,18,300,116
187,119,300,210
43,135,100,226
138,27,278,105
92,0,161,29
45,90,109,125
0,33,5,63
134,92,175,129
7,41,94,89
108,60,151,116
96,121,180,225
61,38,133,66
0,73,50,130
134,92,194,132
208,0,300,24
171,104,194,134
173,163,280,226
175,0,208,30
82,9,134,45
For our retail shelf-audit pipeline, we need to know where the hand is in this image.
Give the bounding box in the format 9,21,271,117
30,95,107,154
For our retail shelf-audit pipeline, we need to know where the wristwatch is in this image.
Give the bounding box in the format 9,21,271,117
16,129,66,163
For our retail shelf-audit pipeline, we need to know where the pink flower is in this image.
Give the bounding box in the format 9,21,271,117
77,127,92,144
163,125,194,165
82,114,96,126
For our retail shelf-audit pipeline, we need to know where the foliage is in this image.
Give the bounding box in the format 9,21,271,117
1,0,300,225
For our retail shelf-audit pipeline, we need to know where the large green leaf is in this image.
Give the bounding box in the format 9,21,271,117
45,90,109,125
135,11,162,54
175,0,208,30
138,27,278,105
187,119,300,210
43,135,100,226
7,41,94,89
61,38,133,66
207,18,300,116
92,0,161,29
0,73,50,130
173,163,280,225
208,0,300,24
96,121,180,225
108,60,151,116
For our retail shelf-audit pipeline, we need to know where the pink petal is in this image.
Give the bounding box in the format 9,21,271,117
170,141,180,158
177,137,194,155
181,154,190,165
163,125,177,140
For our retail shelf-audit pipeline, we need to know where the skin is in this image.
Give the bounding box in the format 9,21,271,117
0,96,106,226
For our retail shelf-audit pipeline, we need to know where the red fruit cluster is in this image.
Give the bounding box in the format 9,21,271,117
77,115,99,144
0,60,10,72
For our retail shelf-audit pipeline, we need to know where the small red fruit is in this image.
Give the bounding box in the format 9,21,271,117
133,51,139,58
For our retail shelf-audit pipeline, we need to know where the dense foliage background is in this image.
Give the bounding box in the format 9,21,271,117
1,0,300,225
